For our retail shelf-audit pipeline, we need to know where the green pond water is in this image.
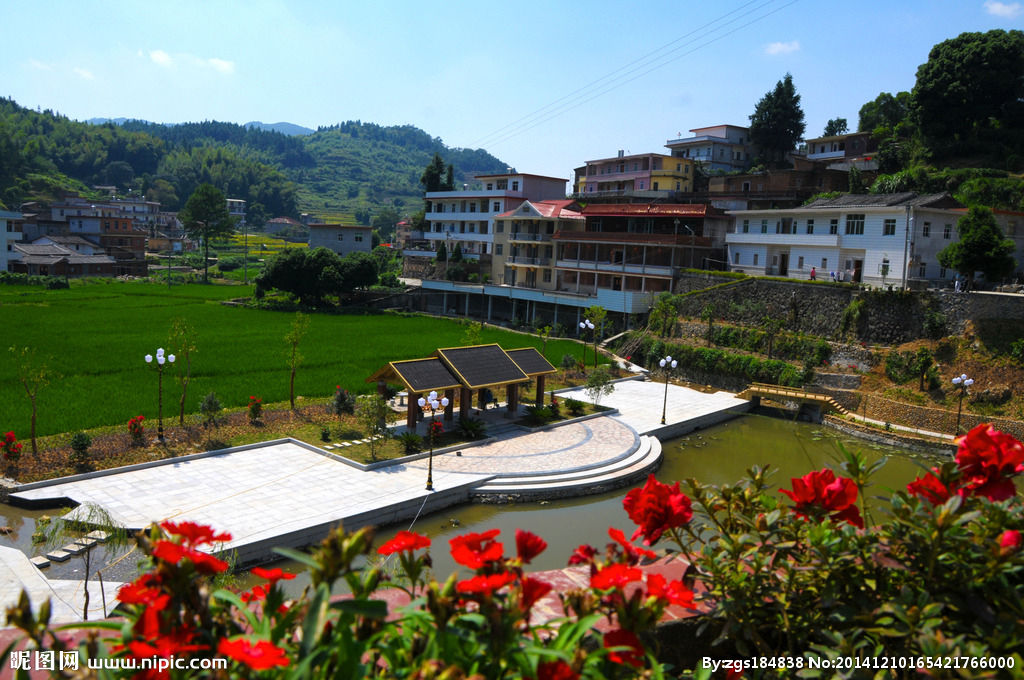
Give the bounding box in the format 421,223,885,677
0,413,943,597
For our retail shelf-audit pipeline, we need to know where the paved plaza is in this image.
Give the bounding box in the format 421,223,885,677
2,378,748,623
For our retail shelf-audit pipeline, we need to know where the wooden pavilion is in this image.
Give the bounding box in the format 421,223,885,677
366,344,557,433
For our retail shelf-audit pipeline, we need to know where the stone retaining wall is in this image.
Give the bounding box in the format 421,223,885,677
822,416,955,456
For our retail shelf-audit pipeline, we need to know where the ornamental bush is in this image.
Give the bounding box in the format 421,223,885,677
2,430,23,462
8,424,1024,678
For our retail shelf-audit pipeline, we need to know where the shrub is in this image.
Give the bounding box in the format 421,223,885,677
331,386,356,416
320,426,331,442
127,415,146,446
923,310,947,339
247,395,263,424
2,431,24,463
523,405,553,426
69,432,92,471
565,397,585,417
457,417,487,440
398,431,422,454
200,392,222,428
1011,337,1024,365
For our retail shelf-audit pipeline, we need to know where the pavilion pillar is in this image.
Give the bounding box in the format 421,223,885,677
444,389,455,424
406,392,419,431
507,383,519,416
536,375,546,406
460,386,473,421
376,380,388,398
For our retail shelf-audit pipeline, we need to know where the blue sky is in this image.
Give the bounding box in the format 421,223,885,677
3,0,1023,184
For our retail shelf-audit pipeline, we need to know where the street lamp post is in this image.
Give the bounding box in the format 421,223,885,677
951,373,974,436
659,355,677,425
417,390,449,491
579,319,594,369
144,348,176,442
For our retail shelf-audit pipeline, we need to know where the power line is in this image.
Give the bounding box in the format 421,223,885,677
471,0,799,153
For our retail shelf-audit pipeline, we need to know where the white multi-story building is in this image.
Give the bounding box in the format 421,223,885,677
665,125,753,172
726,193,965,287
1,209,24,272
422,172,567,259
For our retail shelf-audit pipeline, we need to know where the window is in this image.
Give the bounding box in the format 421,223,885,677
521,205,530,213
742,219,749,233
684,165,689,174
772,255,779,266
493,202,500,212
829,219,838,234
496,244,503,255
543,270,551,283
821,258,828,269
496,221,504,233
845,214,865,235
883,218,896,236
354,233,363,242
753,253,759,266
761,220,768,234
922,222,931,237
470,203,476,213
943,224,952,239
806,219,814,234
653,182,659,190
733,251,740,264
337,233,344,240
675,182,681,190
798,256,804,269
512,181,519,191
919,263,927,277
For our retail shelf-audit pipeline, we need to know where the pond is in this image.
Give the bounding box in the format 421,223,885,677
0,412,941,597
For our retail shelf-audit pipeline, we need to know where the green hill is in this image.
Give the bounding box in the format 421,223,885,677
0,98,509,224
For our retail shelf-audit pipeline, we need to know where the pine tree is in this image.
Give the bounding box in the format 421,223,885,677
749,73,806,168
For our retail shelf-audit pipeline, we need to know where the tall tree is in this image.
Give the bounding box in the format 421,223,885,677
911,30,1024,149
420,153,448,192
749,73,806,167
284,312,310,411
823,118,848,137
9,346,57,458
937,206,1017,284
179,183,234,283
857,91,911,132
168,317,197,426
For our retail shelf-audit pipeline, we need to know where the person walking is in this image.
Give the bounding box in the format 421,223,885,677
809,266,817,281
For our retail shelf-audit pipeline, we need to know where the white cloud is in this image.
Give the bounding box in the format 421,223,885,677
764,40,800,56
28,59,53,71
984,1,1023,17
149,50,174,67
206,58,235,75
73,67,95,80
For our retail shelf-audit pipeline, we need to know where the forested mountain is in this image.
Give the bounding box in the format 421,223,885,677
0,97,509,225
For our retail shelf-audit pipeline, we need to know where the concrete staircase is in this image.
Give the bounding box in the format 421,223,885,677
471,435,662,501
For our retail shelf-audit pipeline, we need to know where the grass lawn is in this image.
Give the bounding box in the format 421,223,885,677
1,279,595,438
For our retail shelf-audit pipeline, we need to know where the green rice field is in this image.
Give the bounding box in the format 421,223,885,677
0,281,587,438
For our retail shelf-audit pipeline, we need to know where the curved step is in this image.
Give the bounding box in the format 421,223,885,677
481,436,651,487
472,436,662,500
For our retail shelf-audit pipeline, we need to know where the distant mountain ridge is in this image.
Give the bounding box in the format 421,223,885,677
245,121,315,136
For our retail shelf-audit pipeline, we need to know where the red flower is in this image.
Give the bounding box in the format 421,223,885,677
127,629,206,659
645,573,696,609
590,563,642,590
519,576,552,613
906,468,957,505
568,544,597,566
456,571,516,596
623,474,693,545
603,629,645,668
450,529,504,569
241,584,268,602
779,468,863,528
1000,529,1022,556
217,638,290,670
378,530,431,555
536,660,579,680
955,424,1024,501
608,527,657,564
251,566,297,585
159,520,231,547
152,540,229,574
515,529,547,564
117,573,165,605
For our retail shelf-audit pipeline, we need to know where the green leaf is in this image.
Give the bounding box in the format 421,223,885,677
273,546,323,570
334,598,388,619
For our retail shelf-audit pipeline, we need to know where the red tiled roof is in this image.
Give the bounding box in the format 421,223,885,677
496,200,583,220
581,203,722,218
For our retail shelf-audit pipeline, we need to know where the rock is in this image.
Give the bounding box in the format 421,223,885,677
0,526,12,535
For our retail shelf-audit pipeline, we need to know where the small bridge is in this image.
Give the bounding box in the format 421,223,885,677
736,383,848,423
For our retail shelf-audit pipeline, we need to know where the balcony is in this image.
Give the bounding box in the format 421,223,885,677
425,189,524,200
507,256,552,267
508,232,550,242
555,260,673,278
725,232,840,247
423,231,493,243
